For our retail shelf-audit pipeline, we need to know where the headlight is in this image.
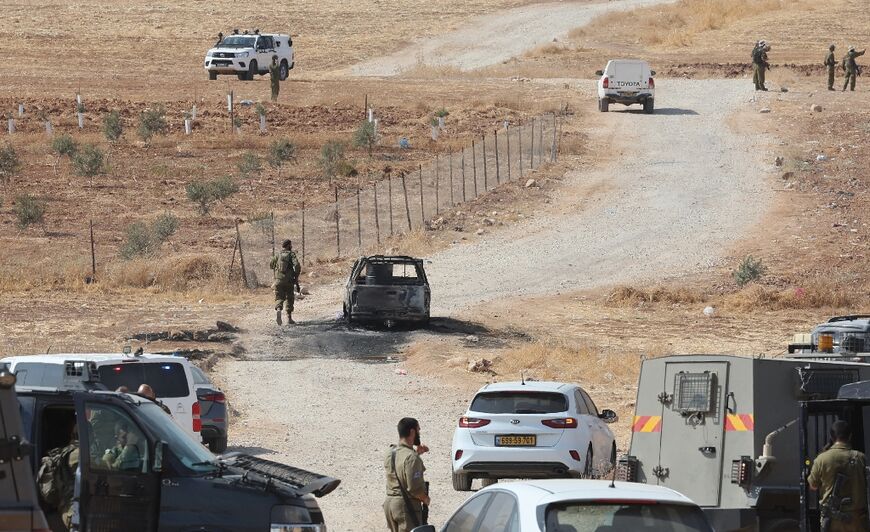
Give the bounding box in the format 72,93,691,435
270,505,325,532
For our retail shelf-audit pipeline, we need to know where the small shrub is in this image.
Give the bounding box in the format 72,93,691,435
733,255,766,287
337,160,357,177
233,116,242,129
255,103,267,117
51,134,78,158
249,211,274,237
13,194,44,229
434,108,449,118
72,144,105,177
151,212,179,243
320,141,346,181
137,107,167,143
103,111,123,142
76,102,85,114
120,222,153,259
210,175,239,200
238,152,262,178
267,139,296,176
352,120,376,154
0,143,21,181
186,176,238,215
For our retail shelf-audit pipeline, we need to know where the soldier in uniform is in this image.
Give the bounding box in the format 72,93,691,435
808,420,869,532
384,418,430,532
753,41,771,91
843,47,866,92
269,55,281,102
270,239,301,324
215,32,224,46
826,44,838,90
751,41,761,89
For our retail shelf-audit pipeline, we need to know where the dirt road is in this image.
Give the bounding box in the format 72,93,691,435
348,0,676,76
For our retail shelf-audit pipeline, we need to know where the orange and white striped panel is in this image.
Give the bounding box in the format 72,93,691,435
725,414,755,432
632,415,662,433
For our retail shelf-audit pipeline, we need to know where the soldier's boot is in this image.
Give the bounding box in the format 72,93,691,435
286,312,295,325
276,305,283,325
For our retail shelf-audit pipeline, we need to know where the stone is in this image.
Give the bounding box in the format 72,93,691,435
774,156,784,167
524,179,537,188
811,104,823,112
215,321,239,332
475,228,485,235
759,108,771,114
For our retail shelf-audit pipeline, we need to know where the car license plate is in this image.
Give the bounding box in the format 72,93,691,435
495,435,536,447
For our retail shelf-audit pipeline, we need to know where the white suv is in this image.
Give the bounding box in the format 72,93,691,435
204,32,295,81
596,59,656,114
450,381,617,491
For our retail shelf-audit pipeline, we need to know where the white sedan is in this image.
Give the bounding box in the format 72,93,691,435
414,479,714,532
451,381,616,491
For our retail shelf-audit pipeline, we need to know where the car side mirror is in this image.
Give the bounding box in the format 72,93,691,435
411,527,436,532
599,409,618,424
595,70,604,76
650,70,656,76
153,441,167,472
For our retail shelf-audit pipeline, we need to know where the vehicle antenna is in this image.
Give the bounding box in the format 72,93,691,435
609,456,618,488
521,371,525,385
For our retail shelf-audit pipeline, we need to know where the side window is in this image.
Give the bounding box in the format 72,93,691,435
575,390,590,415
86,404,148,473
581,390,599,417
444,493,492,532
478,492,519,532
190,366,209,385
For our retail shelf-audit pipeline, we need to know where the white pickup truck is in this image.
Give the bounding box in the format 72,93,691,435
596,59,655,114
204,32,294,81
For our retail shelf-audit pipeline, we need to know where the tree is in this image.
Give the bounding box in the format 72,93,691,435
104,110,123,142
320,141,346,182
186,176,239,215
13,194,44,229
352,120,377,157
267,139,296,177
72,144,105,177
137,106,167,144
0,143,21,182
238,152,262,178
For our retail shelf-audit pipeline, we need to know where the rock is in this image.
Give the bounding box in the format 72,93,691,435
816,154,828,162
483,218,495,226
207,332,237,343
301,287,311,295
759,108,771,114
215,321,239,332
703,306,716,317
781,171,794,180
467,358,493,373
811,104,823,112
475,229,485,235
780,87,789,92
774,156,784,167
394,368,408,376
524,179,537,188
465,335,480,343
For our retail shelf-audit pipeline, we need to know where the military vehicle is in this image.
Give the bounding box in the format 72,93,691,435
343,255,431,326
788,315,870,361
619,354,870,532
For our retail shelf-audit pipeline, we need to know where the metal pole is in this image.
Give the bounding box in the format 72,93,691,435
506,124,511,181
228,237,238,281
89,219,96,280
530,117,535,169
435,155,440,215
301,201,306,265
356,186,362,249
494,130,500,184
401,174,412,231
418,165,425,224
472,140,478,197
449,151,454,206
539,117,544,163
270,211,275,256
518,121,523,179
461,148,467,202
552,112,557,162
334,187,340,257
235,220,249,289
482,135,488,191
388,176,394,236
373,181,381,244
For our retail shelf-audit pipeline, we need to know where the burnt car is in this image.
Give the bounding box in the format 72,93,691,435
343,255,431,325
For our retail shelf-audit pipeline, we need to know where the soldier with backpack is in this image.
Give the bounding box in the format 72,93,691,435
38,421,79,530
843,47,866,92
752,40,771,91
826,44,838,91
270,239,301,324
809,420,869,532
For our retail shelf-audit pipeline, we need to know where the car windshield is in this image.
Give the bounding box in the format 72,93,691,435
220,36,256,48
135,401,219,473
546,502,712,532
98,362,189,398
471,391,568,414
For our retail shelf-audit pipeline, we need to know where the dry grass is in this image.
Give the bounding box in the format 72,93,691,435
606,284,706,307
720,282,857,312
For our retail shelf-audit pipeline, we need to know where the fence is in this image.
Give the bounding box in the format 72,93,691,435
234,113,563,287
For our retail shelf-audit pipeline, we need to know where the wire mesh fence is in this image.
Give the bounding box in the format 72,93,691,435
236,113,564,286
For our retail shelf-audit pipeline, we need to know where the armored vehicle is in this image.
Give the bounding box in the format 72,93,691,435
789,315,870,360
343,255,431,325
621,354,870,532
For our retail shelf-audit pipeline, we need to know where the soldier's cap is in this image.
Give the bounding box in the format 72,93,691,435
830,44,836,50
759,40,766,46
272,55,278,61
282,239,292,249
849,46,856,52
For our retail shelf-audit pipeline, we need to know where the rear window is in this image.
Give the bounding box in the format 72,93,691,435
12,362,65,387
98,362,190,398
546,502,712,532
471,392,568,414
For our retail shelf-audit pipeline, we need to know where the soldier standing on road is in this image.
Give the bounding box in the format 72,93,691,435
751,41,761,89
826,44,838,91
270,239,301,325
269,55,281,102
384,418,430,532
753,41,771,91
808,420,870,532
843,47,866,92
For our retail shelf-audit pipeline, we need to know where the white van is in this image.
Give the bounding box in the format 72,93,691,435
596,59,656,114
1,353,202,442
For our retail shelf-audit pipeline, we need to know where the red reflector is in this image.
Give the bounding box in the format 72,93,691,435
192,401,202,432
603,77,609,89
649,77,655,88
455,450,463,460
459,417,491,428
113,366,122,372
569,450,581,461
542,417,578,429
201,393,226,404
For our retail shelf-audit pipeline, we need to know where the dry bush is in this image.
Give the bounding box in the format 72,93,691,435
606,285,706,307
720,282,857,312
104,254,228,292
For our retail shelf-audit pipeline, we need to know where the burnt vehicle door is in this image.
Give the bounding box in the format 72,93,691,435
73,392,160,532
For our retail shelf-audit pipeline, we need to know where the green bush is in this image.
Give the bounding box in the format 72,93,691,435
104,111,123,142
352,120,376,153
186,176,239,214
733,255,767,287
137,107,167,143
210,175,239,200
320,141,346,180
238,152,262,178
0,143,21,181
120,222,153,259
255,103,267,117
72,144,105,177
51,134,78,158
13,194,44,229
434,108,449,118
267,139,296,174
151,211,179,243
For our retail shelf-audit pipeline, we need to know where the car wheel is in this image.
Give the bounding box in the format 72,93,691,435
279,60,289,81
643,98,654,114
583,446,594,478
452,471,472,492
208,71,217,81
247,60,258,81
599,98,609,113
480,478,497,488
208,436,228,454
762,519,800,532
237,72,247,81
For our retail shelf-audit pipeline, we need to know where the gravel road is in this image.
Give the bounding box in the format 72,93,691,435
349,0,676,76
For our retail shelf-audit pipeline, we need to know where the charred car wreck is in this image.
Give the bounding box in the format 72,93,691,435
343,255,431,326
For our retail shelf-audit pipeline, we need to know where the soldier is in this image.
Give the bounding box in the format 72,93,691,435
215,31,224,46
753,41,771,91
270,239,301,324
808,420,869,532
137,383,172,415
269,55,281,102
384,418,430,532
843,46,866,92
751,41,761,89
826,44,838,90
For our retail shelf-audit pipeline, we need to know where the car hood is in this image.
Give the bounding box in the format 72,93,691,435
208,46,253,54
220,453,341,498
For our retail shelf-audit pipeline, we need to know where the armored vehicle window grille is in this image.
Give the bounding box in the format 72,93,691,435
673,372,715,413
796,368,859,399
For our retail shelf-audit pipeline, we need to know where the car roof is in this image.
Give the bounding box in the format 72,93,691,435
486,479,697,505
607,59,650,65
2,353,188,365
478,381,575,393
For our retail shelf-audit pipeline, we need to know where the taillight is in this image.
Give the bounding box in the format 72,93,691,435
542,417,578,429
459,417,491,428
455,450,463,460
603,77,609,89
192,401,202,432
648,77,655,88
200,392,225,404
569,450,581,461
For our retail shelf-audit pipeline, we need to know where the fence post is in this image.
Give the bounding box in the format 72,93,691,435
418,165,425,224
89,219,96,281
530,117,535,169
388,176,394,236
494,130,500,184
506,124,511,182
552,112,557,162
235,220,250,289
558,112,563,160
401,173,412,231
539,117,544,163
518,121,523,179
449,151,455,206
482,135,488,191
356,186,362,249
472,140,478,198
435,155,440,215
228,237,238,281
301,201,306,265
334,187,341,257
270,211,276,256
461,148,467,202
373,181,381,244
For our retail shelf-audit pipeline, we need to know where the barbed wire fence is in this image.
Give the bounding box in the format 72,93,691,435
233,112,564,287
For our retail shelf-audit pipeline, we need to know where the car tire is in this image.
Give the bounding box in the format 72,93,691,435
247,60,258,81
208,71,217,81
643,98,654,114
289,61,295,70
583,446,594,478
208,436,228,454
452,471,472,492
237,72,247,81
599,98,609,113
480,478,497,488
279,60,289,81
761,519,800,532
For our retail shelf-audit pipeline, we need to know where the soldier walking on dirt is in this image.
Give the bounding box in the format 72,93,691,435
384,418,430,532
826,44,838,91
270,239,301,324
269,55,281,102
808,420,869,532
843,46,866,92
752,41,770,91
